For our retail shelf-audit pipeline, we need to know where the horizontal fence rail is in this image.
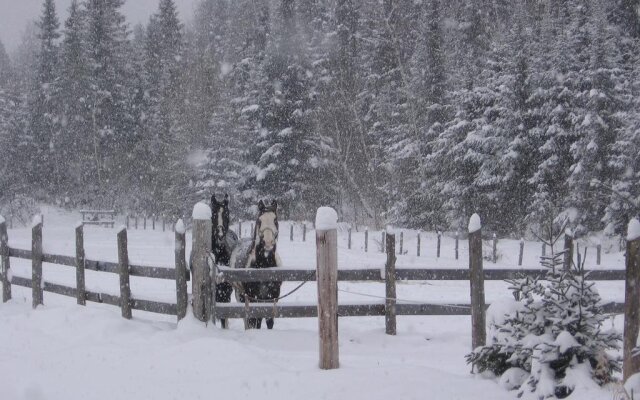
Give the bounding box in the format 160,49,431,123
10,275,176,315
216,266,625,282
9,247,175,279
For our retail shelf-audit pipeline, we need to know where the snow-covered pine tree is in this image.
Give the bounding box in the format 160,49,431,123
136,0,187,216
527,3,583,228
28,0,61,196
568,10,626,235
83,0,133,203
58,0,92,201
245,0,333,219
467,221,620,398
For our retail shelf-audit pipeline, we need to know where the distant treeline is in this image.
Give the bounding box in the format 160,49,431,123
0,0,638,237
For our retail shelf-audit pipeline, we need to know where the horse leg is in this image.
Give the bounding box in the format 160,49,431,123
266,318,274,329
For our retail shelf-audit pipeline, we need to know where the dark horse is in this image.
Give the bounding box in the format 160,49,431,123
211,194,238,328
230,200,282,329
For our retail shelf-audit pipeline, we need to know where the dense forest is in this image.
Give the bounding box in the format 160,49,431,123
0,0,639,238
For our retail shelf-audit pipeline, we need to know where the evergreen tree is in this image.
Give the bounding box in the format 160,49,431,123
83,0,132,204
28,0,61,195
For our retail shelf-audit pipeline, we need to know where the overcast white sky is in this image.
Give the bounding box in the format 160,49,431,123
0,0,199,52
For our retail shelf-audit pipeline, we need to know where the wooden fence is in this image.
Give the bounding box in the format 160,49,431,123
0,217,187,319
2,212,639,376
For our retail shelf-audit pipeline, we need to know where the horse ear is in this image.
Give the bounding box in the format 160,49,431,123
223,194,229,206
258,200,265,212
271,200,278,210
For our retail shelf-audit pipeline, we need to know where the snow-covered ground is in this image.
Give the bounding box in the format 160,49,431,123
0,206,629,399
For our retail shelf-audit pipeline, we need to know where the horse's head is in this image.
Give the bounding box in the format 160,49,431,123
211,194,230,243
254,199,279,255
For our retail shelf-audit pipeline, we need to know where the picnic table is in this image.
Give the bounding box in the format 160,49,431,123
80,210,116,228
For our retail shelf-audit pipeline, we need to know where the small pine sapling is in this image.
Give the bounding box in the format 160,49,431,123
466,218,621,398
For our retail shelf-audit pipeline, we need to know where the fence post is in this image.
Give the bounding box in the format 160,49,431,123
455,232,459,260
192,203,212,322
143,217,147,230
126,215,130,229
32,216,43,309
518,238,524,266
399,231,403,255
118,228,132,319
417,231,421,257
135,216,138,230
0,217,11,302
290,224,294,242
315,207,339,370
152,216,156,230
76,224,86,306
348,228,352,250
597,244,601,266
364,229,368,253
175,220,187,321
238,221,242,238
437,231,441,258
385,233,397,336
381,231,386,253
624,219,640,381
162,216,166,232
303,223,307,242
563,230,574,271
542,242,546,257
492,234,497,264
469,214,486,350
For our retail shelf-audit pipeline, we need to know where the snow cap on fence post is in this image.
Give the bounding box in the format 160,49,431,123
468,213,481,233
192,202,212,220
175,219,185,235
628,218,640,241
315,207,337,230
32,214,42,228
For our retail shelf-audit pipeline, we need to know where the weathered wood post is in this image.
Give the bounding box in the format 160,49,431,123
0,217,11,302
417,231,421,257
32,216,43,309
364,229,368,253
192,203,212,322
624,219,640,381
597,244,601,266
290,224,294,241
455,232,459,260
563,230,574,271
76,223,86,306
469,214,486,350
348,228,352,250
437,231,441,258
175,219,187,321
492,234,497,264
518,238,524,266
385,232,397,335
117,227,132,319
399,231,403,255
316,207,339,370
303,223,307,242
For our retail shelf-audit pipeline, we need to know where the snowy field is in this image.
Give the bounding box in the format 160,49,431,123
0,206,629,399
